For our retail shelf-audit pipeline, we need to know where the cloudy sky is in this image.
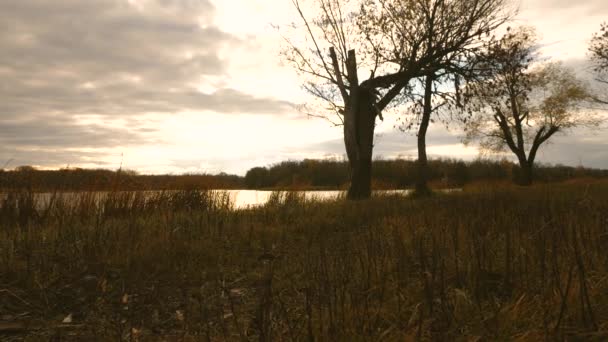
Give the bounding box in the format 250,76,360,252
1,0,606,175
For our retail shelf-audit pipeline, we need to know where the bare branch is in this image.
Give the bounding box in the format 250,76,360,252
291,0,337,84
329,47,350,103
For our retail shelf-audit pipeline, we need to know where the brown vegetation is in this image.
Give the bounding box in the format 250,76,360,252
0,168,244,192
1,182,608,340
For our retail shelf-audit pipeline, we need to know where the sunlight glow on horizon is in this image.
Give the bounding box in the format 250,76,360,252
1,0,606,174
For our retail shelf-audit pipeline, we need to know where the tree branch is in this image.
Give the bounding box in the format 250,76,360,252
329,47,350,104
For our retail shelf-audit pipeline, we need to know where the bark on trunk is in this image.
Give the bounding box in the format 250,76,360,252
344,89,377,200
415,120,431,195
348,153,372,199
329,48,410,200
517,161,533,186
415,75,433,196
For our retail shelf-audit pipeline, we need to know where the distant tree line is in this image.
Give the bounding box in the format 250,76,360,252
2,159,606,192
244,158,608,190
0,167,243,192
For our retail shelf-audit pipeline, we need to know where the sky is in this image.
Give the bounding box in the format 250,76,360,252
0,0,607,175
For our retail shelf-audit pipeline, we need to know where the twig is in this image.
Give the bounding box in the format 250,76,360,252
0,289,34,308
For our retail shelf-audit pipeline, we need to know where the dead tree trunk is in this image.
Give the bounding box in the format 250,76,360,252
344,89,378,199
330,48,381,200
329,47,417,199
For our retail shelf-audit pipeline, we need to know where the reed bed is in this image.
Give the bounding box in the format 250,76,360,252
1,183,608,341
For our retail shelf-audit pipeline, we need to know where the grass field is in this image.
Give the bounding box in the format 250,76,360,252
1,181,608,341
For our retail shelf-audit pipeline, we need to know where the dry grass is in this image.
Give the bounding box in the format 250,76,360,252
1,182,608,341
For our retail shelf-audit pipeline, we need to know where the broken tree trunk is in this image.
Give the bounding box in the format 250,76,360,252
331,48,380,200
344,88,378,200
329,47,417,199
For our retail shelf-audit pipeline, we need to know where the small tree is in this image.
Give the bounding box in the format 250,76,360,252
400,74,456,195
590,22,608,104
463,28,600,185
358,0,511,196
401,68,481,195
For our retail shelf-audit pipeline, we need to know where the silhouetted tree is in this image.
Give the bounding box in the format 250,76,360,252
403,73,468,195
404,74,448,195
245,167,271,189
285,0,511,199
285,0,411,199
463,28,601,185
15,165,37,172
590,22,608,104
288,0,508,199
365,0,511,196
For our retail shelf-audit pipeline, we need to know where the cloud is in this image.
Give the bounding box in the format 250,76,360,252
0,0,295,169
537,132,608,168
1,0,605,174
0,0,292,120
0,115,161,168
0,148,116,170
0,117,158,149
300,125,470,158
528,0,608,14
293,123,608,171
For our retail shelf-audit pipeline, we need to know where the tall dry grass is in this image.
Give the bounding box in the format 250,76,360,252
1,183,607,340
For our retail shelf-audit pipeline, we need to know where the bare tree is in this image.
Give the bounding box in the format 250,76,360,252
284,0,511,199
463,28,601,185
399,56,490,195
399,73,460,195
590,22,608,104
363,0,511,195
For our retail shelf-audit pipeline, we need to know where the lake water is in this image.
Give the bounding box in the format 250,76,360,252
226,189,414,209
1,189,459,210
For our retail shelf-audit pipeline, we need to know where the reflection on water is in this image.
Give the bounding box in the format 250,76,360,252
226,190,414,209
2,189,460,210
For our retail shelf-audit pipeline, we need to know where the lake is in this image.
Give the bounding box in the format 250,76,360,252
227,189,416,208
1,189,460,210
